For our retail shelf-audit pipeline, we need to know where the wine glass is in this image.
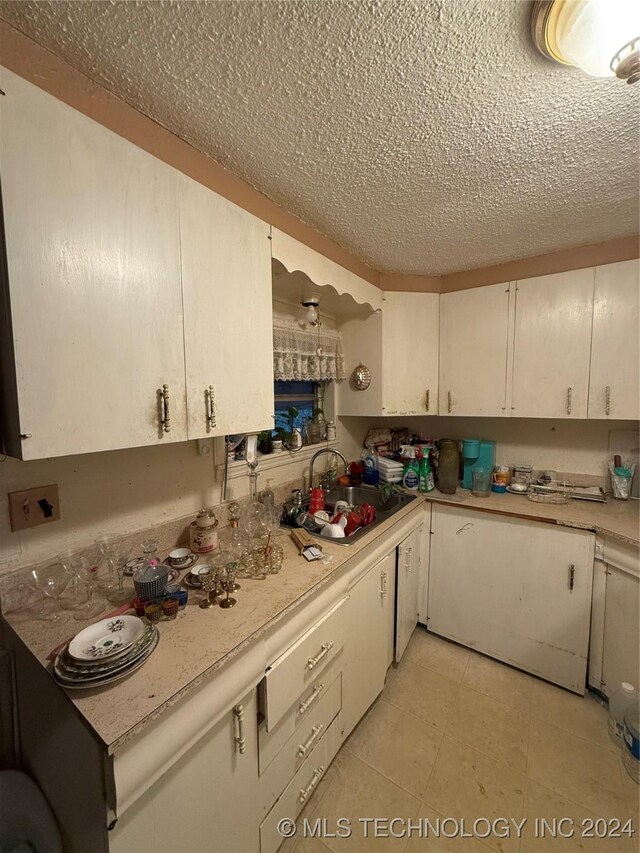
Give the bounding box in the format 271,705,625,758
199,563,222,609
219,566,237,609
70,548,105,621
219,534,242,592
96,536,133,605
30,562,71,624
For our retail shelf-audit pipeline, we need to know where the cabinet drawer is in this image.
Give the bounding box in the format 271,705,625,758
260,714,342,853
259,660,341,774
263,597,347,730
260,674,342,812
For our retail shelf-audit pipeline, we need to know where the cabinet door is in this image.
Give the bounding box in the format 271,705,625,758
439,283,511,416
511,269,594,419
382,292,439,415
588,260,639,420
427,505,594,693
0,68,187,459
395,525,423,662
342,553,395,737
110,688,260,853
178,174,274,439
602,566,640,696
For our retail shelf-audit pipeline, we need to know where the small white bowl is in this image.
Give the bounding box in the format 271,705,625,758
168,548,192,566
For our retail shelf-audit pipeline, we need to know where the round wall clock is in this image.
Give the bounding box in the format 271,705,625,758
352,364,371,391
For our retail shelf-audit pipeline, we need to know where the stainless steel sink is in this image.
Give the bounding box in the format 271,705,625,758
281,484,416,546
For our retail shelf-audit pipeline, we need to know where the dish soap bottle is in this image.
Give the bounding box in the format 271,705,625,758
402,447,420,490
419,448,435,493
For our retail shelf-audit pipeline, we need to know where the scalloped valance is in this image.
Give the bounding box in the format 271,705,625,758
273,317,345,382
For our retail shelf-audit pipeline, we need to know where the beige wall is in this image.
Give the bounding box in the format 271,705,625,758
0,440,343,574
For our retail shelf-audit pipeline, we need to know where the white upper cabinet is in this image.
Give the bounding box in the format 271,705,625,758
178,175,274,439
382,292,439,415
511,269,595,419
588,259,639,420
339,292,438,416
439,282,512,417
0,68,187,459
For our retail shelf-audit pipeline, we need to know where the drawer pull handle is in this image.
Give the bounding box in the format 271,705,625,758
425,389,430,412
299,766,324,804
298,724,324,757
566,387,572,415
569,564,575,592
306,642,333,671
207,385,217,429
605,385,611,416
233,703,245,755
447,390,452,413
299,682,325,715
405,546,413,572
159,384,171,433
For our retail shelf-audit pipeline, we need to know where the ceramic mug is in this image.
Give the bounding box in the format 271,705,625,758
320,523,345,539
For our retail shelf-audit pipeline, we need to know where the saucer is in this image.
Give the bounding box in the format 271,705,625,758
168,553,199,571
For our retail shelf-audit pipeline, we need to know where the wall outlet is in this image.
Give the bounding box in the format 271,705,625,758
8,484,60,532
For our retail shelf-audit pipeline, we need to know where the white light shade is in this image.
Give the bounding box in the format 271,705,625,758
554,0,640,77
305,304,318,324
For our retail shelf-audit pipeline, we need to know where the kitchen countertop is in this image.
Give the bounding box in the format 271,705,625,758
425,487,639,547
4,495,427,754
4,486,638,756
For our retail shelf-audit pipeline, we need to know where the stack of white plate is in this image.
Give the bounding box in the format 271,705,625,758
378,456,404,484
53,615,159,690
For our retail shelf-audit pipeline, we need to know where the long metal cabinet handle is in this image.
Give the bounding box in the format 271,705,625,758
405,546,413,572
297,724,324,758
299,682,325,715
233,703,245,754
380,570,388,599
425,389,430,412
159,384,171,432
566,387,572,415
448,391,452,413
306,642,333,671
568,564,575,592
299,766,324,804
605,386,611,416
208,385,217,429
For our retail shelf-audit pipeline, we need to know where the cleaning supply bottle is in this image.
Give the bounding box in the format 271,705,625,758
609,683,638,744
419,448,435,493
402,447,420,490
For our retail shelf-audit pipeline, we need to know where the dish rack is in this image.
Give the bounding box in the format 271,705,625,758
526,484,570,505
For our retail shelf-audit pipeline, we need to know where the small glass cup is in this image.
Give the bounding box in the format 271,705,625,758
267,542,284,574
472,468,492,497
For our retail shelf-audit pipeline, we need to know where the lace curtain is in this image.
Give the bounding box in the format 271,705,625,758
273,317,345,382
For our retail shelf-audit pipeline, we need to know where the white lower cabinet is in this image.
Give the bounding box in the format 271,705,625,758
110,687,260,853
341,552,396,736
589,537,640,698
427,505,595,693
395,523,424,662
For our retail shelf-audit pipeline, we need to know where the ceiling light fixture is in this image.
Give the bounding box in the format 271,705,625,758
532,0,640,84
301,296,320,326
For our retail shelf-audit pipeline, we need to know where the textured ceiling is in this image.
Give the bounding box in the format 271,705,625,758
0,0,638,275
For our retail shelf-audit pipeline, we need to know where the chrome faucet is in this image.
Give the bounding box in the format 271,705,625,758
309,448,349,492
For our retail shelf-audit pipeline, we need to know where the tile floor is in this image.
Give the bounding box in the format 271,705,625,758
283,627,639,853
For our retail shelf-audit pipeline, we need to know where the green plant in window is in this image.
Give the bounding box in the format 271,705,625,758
274,406,299,444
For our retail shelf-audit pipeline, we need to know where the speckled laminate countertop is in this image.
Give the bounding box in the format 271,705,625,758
425,488,639,547
4,488,637,755
4,496,426,754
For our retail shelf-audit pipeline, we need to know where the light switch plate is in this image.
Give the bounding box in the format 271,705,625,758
8,484,61,531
